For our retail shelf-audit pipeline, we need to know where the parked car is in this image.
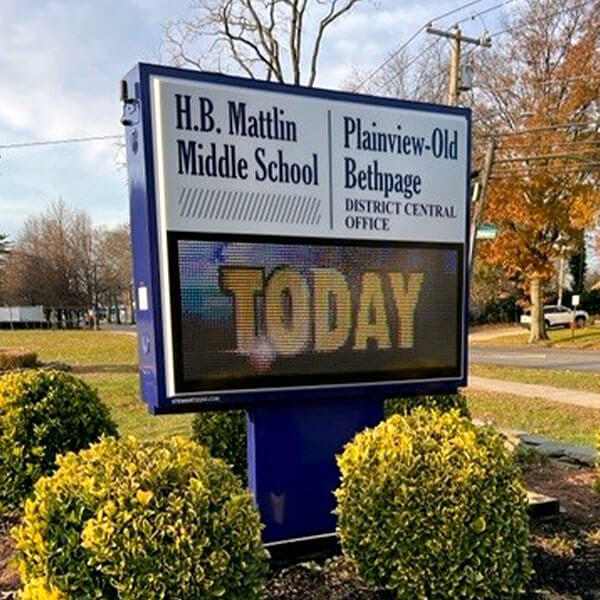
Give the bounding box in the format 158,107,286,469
520,305,589,329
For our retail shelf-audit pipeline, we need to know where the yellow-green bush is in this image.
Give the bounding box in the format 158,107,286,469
0,370,117,510
192,410,247,482
13,436,268,600
385,392,470,418
335,408,531,600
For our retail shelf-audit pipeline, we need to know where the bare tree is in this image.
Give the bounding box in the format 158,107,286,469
2,201,95,326
0,233,9,303
163,0,364,85
94,225,134,324
342,37,450,103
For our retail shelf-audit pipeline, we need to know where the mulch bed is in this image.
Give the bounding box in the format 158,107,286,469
1,461,598,600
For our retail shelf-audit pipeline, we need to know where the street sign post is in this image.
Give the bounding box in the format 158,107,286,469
122,63,471,556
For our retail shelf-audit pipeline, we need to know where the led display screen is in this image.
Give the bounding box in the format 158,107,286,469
169,234,462,394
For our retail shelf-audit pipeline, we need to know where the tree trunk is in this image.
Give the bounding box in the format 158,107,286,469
528,276,549,343
114,294,121,325
129,287,136,325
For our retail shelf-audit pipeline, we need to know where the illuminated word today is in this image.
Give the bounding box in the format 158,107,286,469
219,267,424,356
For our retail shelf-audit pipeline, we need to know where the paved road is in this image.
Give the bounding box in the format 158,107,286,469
470,344,600,372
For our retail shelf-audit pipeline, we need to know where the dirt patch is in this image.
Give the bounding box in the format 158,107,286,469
523,462,600,599
0,513,20,598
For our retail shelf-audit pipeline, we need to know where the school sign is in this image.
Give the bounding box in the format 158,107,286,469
122,64,470,414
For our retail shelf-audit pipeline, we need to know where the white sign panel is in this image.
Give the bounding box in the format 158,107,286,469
150,76,467,244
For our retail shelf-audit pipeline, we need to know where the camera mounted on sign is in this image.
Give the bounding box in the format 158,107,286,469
120,80,140,154
120,80,140,127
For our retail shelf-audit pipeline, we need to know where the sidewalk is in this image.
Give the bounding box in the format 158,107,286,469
468,375,600,410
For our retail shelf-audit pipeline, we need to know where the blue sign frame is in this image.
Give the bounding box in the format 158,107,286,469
123,62,471,415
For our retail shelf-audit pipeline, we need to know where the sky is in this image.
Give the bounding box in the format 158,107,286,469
0,0,505,239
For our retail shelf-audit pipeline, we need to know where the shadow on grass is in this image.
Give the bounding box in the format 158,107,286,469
72,364,138,374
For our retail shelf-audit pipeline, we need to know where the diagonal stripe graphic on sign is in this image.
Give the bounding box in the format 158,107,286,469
279,195,292,223
289,195,301,223
192,189,206,219
258,193,271,221
258,193,271,222
217,190,232,220
225,191,238,220
308,198,320,224
231,192,248,221
266,194,280,222
202,190,215,219
298,196,311,224
179,187,191,217
185,188,198,218
304,197,316,225
209,190,222,219
310,200,322,224
283,195,295,223
248,192,261,221
285,195,297,223
241,192,254,221
251,193,264,221
177,187,187,217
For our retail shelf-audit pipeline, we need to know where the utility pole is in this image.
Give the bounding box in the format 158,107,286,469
426,25,491,106
469,137,496,270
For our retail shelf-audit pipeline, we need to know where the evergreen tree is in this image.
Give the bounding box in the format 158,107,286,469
569,241,587,295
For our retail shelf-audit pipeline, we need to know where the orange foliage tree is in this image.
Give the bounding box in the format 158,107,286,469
474,0,600,341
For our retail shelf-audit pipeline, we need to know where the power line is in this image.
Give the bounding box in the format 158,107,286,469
371,37,442,95
354,0,491,91
455,0,517,26
0,134,124,150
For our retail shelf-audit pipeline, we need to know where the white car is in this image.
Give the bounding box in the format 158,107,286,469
520,305,589,329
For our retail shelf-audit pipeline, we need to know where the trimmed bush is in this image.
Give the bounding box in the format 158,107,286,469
13,436,268,600
192,410,247,482
0,348,37,371
385,392,470,418
0,370,117,510
336,408,531,600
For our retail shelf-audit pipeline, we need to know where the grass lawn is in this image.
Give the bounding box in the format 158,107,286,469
2,330,598,446
0,330,193,440
473,325,600,349
470,364,600,394
465,388,600,447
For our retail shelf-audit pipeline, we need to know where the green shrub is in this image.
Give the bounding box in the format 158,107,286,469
192,410,247,482
13,435,268,600
335,408,531,600
385,392,470,419
0,370,118,510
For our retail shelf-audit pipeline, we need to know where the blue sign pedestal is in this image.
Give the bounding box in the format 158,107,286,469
247,398,383,561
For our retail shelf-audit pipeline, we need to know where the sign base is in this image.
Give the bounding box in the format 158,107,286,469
247,397,383,560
